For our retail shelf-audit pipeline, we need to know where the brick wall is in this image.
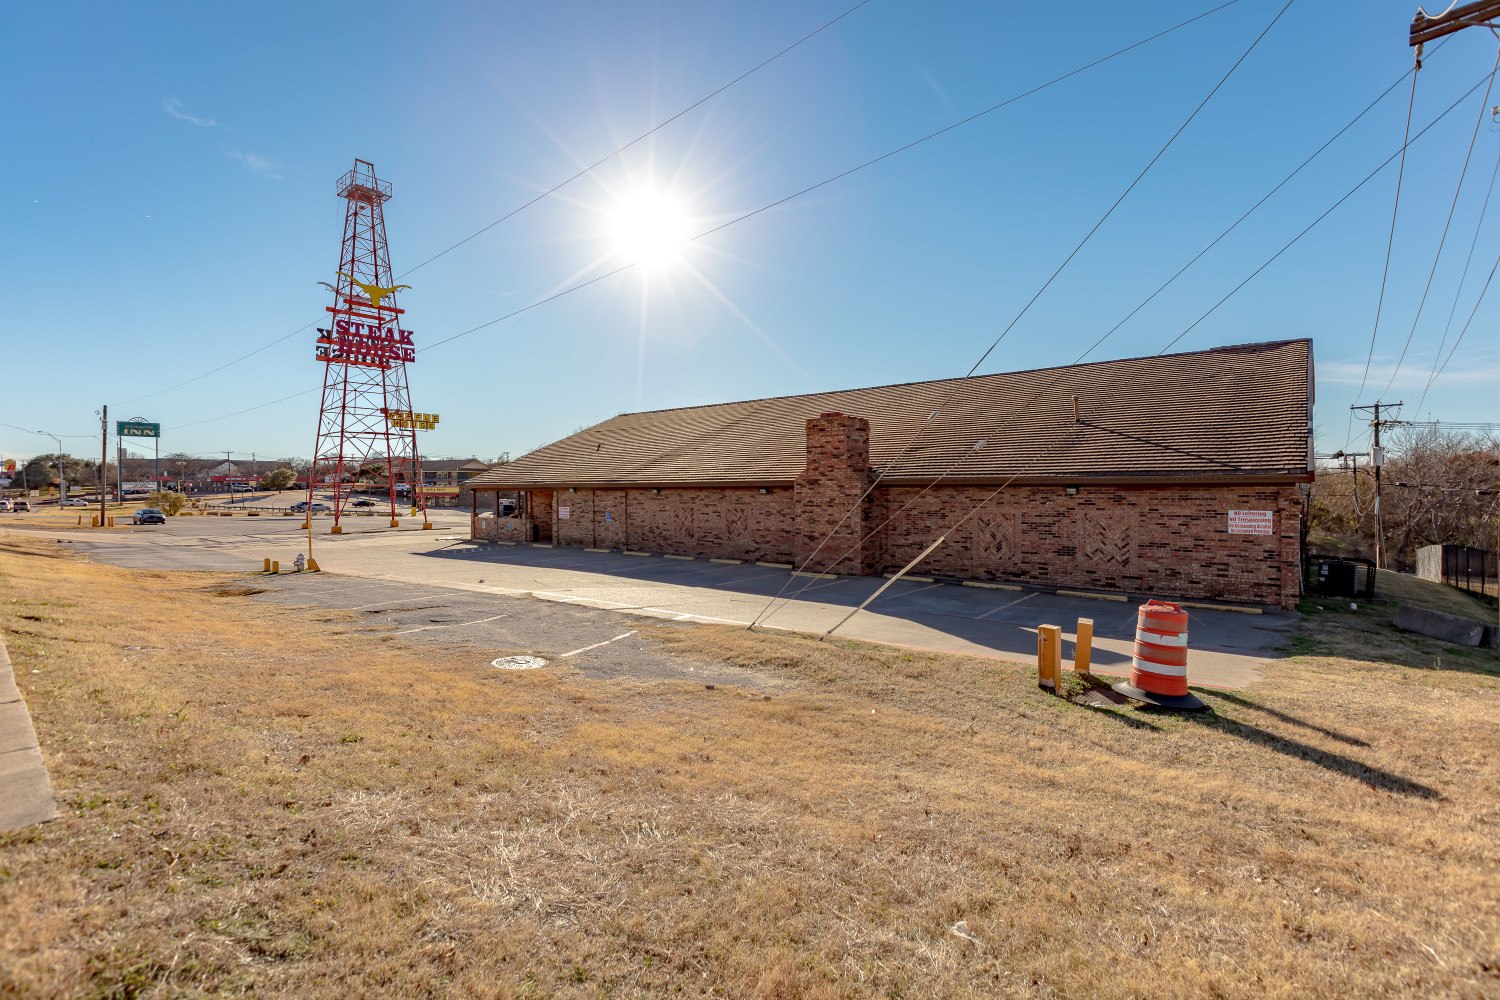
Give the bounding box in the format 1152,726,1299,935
547,486,796,560
472,415,1305,608
877,483,1302,608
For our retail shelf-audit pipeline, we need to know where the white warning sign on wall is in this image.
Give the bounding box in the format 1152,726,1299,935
1227,510,1274,535
559,505,571,520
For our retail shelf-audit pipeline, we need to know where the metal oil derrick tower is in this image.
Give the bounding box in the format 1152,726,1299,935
309,159,428,532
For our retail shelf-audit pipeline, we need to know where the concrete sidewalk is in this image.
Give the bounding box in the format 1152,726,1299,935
7,520,1299,690
0,640,58,833
359,541,1297,689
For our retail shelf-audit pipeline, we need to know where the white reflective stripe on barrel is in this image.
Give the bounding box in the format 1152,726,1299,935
1136,628,1187,647
1132,656,1187,677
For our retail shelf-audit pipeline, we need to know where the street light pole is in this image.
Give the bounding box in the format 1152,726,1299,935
42,432,65,504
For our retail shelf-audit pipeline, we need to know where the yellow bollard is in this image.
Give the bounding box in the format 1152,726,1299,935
264,558,271,573
307,557,320,572
107,516,114,527
1037,624,1062,691
1074,618,1094,674
91,515,99,527
271,560,279,574
78,515,83,526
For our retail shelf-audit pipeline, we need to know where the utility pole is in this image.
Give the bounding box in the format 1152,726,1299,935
99,405,108,526
1410,2,1500,48
225,451,233,493
1351,401,1406,569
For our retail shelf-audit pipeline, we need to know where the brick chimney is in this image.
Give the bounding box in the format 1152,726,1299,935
794,412,874,575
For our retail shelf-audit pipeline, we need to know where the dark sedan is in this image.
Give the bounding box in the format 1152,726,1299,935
132,508,167,525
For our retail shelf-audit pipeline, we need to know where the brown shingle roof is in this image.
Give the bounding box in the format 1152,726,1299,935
469,340,1313,489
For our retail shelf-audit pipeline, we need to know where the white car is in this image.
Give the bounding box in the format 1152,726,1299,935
61,498,90,507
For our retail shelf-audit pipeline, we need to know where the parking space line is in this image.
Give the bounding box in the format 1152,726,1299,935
561,630,637,657
391,613,509,635
975,591,1038,619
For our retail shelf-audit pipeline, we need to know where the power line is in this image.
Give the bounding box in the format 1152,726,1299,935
0,421,93,440
1417,248,1500,406
164,3,1243,442
1379,44,1500,398
1422,147,1500,399
114,2,875,408
165,388,319,431
1071,46,1436,369
398,0,874,279
421,0,1246,359
1346,52,1421,451
797,69,1490,635
1154,70,1493,356
753,0,1292,630
121,326,312,406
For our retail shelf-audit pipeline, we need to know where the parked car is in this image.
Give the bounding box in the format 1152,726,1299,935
61,498,90,507
293,500,332,512
0,500,12,512
132,508,166,525
13,500,30,513
350,498,376,507
231,484,253,492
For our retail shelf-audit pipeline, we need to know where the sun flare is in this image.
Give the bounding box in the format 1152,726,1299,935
609,191,688,268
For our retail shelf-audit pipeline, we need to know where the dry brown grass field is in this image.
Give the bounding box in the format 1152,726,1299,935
1,535,1497,998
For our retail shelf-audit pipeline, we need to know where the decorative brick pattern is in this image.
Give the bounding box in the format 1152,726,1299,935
1079,508,1134,568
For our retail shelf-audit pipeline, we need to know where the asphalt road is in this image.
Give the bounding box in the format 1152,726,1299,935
2,515,1299,689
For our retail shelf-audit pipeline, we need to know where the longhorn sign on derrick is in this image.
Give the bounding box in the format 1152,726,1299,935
340,271,411,310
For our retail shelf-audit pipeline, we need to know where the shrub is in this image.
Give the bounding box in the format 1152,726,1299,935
148,490,187,516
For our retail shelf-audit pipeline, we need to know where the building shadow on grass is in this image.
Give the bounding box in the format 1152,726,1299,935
1197,689,1369,747
1179,707,1438,799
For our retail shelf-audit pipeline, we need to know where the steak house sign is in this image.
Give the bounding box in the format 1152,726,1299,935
315,319,416,369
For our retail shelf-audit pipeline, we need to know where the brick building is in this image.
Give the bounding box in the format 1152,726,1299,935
467,340,1314,608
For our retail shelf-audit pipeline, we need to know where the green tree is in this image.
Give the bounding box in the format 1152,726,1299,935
258,468,296,492
20,454,90,491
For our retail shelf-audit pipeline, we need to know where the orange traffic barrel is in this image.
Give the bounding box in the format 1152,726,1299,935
1111,600,1206,710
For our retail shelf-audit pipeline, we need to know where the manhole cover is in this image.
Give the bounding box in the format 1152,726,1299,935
491,655,549,670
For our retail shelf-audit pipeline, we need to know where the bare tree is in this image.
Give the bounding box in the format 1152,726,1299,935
1310,428,1500,569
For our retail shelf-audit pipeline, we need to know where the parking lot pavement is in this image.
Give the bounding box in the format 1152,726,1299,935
239,572,786,691
6,518,1298,689
384,543,1296,689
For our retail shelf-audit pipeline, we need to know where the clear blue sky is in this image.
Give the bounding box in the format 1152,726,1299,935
3,1,1496,468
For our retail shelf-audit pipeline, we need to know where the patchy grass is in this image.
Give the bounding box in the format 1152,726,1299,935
1292,575,1498,678
1374,569,1498,621
1,534,1498,998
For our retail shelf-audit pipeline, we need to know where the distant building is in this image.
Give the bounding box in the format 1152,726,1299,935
467,340,1314,609
419,459,494,507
